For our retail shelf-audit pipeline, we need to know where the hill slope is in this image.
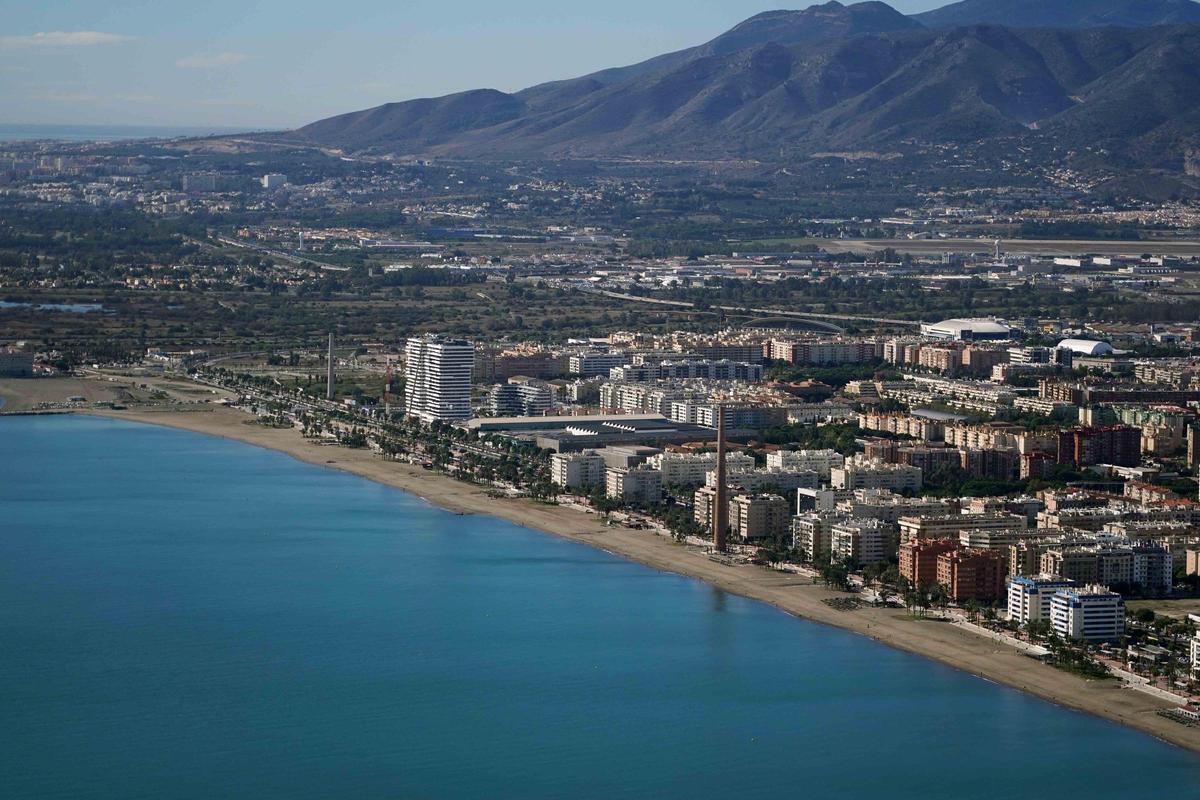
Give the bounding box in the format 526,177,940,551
292,1,1200,170
914,0,1200,29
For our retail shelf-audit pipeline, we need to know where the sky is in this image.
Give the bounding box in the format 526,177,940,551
0,0,944,130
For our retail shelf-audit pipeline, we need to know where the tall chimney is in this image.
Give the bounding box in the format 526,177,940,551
714,403,728,553
326,333,335,401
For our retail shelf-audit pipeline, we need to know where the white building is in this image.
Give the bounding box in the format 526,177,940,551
261,173,289,189
404,335,475,422
1007,575,1076,626
488,382,553,417
1050,585,1125,642
1190,616,1200,679
792,512,845,563
605,466,663,504
831,519,898,566
710,468,820,493
921,318,1012,341
648,450,755,487
730,494,790,541
766,449,845,480
551,450,606,491
830,458,922,492
569,351,629,377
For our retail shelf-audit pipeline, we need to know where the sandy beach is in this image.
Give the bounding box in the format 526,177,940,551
4,375,1199,754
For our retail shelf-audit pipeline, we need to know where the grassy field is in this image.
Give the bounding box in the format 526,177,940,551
1126,599,1200,619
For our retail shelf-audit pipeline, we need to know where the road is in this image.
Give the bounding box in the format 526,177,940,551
569,285,922,330
823,237,1200,257
215,236,351,272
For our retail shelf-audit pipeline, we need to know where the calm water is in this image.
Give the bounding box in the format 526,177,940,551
2,415,1198,799
0,301,104,313
0,124,253,143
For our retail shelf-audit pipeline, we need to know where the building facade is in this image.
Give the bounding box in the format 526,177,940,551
404,335,475,422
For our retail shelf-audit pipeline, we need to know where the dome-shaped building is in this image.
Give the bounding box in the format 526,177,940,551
1057,339,1114,356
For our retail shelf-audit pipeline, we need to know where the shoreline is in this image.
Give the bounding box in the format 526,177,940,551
12,398,1200,754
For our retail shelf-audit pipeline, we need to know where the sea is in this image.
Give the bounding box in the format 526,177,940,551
2,414,1198,799
0,124,256,143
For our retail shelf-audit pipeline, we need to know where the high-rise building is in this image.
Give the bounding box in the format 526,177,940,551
1050,585,1125,642
404,335,475,422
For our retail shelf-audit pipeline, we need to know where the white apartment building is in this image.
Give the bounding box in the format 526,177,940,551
830,458,922,492
605,466,663,504
710,468,820,493
792,512,845,563
839,489,958,523
569,351,629,377
551,450,606,490
404,335,475,422
730,494,790,540
1007,575,1076,626
648,450,756,487
831,519,899,565
1050,585,1125,642
766,449,845,480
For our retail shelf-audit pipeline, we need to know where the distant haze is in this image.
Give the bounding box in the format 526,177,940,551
0,1,946,128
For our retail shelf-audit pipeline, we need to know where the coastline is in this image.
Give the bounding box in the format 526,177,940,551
12,396,1200,754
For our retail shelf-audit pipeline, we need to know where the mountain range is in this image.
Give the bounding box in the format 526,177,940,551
291,0,1200,172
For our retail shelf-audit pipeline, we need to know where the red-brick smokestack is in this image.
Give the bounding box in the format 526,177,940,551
714,404,728,552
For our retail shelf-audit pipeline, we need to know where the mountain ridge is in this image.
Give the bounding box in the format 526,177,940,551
292,1,1200,171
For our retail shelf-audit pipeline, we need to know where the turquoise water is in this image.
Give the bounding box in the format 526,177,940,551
2,415,1198,799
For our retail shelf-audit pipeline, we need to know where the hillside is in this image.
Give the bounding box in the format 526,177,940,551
914,0,1200,29
291,1,1200,170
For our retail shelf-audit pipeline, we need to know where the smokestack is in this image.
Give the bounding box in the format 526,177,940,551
326,333,335,401
714,403,728,553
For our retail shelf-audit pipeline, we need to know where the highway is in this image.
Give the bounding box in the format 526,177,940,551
568,285,921,330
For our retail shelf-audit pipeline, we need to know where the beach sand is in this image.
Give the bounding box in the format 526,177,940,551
4,375,1198,753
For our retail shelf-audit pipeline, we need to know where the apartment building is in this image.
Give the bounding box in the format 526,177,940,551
551,450,606,490
404,334,475,422
899,538,958,588
831,519,899,566
766,449,845,479
605,466,662,504
1007,575,1077,626
649,450,755,487
831,458,922,492
937,549,1007,602
898,513,1026,545
1050,585,1125,642
730,494,790,541
792,513,844,563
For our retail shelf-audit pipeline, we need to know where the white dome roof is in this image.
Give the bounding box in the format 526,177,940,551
1057,339,1113,356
